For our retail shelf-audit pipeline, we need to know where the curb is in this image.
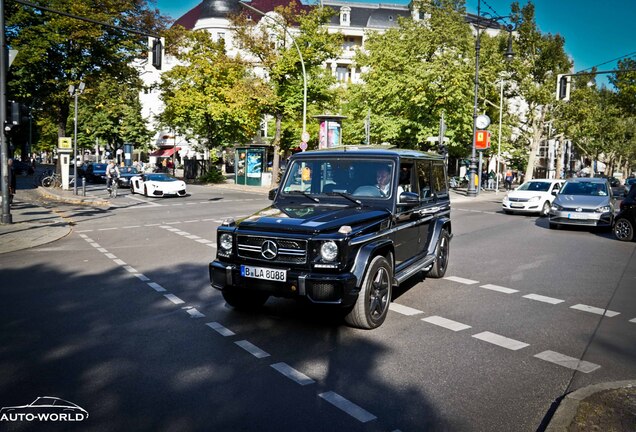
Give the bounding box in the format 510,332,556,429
545,380,636,431
36,186,110,206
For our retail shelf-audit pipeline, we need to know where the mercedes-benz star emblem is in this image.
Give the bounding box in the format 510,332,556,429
261,240,278,260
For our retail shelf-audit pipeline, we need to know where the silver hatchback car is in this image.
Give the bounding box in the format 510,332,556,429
549,177,614,229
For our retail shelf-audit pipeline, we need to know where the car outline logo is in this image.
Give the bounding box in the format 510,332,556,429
261,240,278,260
0,396,89,422
576,207,583,212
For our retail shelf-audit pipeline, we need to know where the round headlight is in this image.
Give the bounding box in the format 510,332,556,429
219,233,233,251
528,196,541,203
320,241,338,262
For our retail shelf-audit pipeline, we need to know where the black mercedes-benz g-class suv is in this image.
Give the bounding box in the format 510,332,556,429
209,148,452,329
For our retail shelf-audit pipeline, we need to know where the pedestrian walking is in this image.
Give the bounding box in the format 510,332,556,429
488,170,495,190
505,169,513,191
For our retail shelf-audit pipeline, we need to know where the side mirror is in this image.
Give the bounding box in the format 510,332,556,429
551,190,559,196
268,188,278,200
399,191,419,205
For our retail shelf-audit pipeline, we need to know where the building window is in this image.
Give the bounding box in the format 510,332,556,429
340,6,351,26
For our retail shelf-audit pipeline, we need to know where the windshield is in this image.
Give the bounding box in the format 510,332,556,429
281,158,396,199
561,181,608,196
145,174,175,182
517,181,551,192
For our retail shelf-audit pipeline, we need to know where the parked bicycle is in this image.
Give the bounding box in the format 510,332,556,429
41,172,75,188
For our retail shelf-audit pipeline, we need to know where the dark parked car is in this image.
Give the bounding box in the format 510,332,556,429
116,166,140,187
614,185,636,241
11,159,34,175
85,163,108,183
209,148,452,329
624,177,636,194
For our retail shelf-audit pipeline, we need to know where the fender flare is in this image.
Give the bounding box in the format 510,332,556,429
350,239,394,288
425,216,452,256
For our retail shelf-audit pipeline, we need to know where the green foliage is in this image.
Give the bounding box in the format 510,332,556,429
6,0,168,153
198,168,226,184
159,29,266,148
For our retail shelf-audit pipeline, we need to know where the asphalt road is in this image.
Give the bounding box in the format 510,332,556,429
1,185,634,432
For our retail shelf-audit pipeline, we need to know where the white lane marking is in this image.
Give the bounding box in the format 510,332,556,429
113,259,127,266
207,244,217,248
184,220,200,223
444,276,479,285
184,307,205,318
134,274,150,282
534,350,601,373
122,225,140,229
472,331,529,351
98,227,118,231
77,231,92,234
147,282,167,292
186,235,200,240
522,294,564,305
206,322,235,336
123,265,137,273
202,218,217,222
389,303,423,316
128,195,162,206
88,242,99,248
480,284,519,294
165,221,181,225
319,391,377,423
97,247,108,253
104,253,117,259
235,340,270,359
186,203,197,205
175,231,188,236
271,362,315,386
570,304,620,317
630,318,636,324
196,239,213,244
422,316,471,332
164,294,185,305
144,223,161,227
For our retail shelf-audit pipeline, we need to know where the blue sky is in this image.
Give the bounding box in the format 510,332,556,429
155,0,635,88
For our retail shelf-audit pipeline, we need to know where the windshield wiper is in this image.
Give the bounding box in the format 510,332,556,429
325,192,362,206
287,190,320,203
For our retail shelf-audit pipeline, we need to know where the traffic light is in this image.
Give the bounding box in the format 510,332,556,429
151,38,162,70
557,74,570,101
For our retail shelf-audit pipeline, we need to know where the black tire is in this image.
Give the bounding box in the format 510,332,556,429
222,289,269,310
345,255,392,329
130,184,135,194
613,217,634,241
503,209,513,214
42,176,53,187
427,229,450,279
549,221,560,230
540,201,551,217
144,186,149,197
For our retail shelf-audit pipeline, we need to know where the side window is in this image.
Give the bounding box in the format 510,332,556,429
416,160,433,203
398,161,415,194
431,162,448,199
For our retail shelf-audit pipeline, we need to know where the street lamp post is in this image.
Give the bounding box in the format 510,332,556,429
69,82,85,195
467,0,515,198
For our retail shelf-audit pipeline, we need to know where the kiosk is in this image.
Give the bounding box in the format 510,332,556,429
58,137,73,190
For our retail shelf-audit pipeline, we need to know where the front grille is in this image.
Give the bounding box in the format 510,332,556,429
309,282,339,302
560,207,595,212
237,235,307,264
508,197,529,202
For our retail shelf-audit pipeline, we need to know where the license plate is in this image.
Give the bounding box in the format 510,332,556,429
510,203,524,208
241,265,287,282
567,213,588,220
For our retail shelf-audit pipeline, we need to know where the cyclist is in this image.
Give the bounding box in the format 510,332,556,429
105,160,120,192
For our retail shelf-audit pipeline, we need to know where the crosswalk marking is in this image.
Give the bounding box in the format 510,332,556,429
480,284,518,294
472,331,529,351
422,316,471,332
522,293,564,305
570,304,620,317
534,350,601,373
319,392,377,423
389,303,423,316
445,276,479,285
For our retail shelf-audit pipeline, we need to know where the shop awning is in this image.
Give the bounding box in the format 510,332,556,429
150,146,181,157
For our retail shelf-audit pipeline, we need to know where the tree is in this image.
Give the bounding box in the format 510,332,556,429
78,76,153,158
6,0,168,148
230,1,342,182
506,1,571,180
345,0,474,152
158,29,267,151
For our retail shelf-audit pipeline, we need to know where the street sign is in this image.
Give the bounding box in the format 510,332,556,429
299,141,308,151
58,137,72,149
475,130,491,150
301,131,310,142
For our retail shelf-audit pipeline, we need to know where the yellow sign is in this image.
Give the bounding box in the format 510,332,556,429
58,137,72,149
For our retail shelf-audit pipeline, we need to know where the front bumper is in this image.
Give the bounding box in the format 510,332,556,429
502,199,542,213
549,210,613,227
209,260,359,306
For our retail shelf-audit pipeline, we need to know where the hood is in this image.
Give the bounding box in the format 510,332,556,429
555,194,610,209
237,204,390,234
508,189,551,199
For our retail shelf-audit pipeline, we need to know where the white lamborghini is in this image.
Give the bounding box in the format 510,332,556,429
130,173,187,197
